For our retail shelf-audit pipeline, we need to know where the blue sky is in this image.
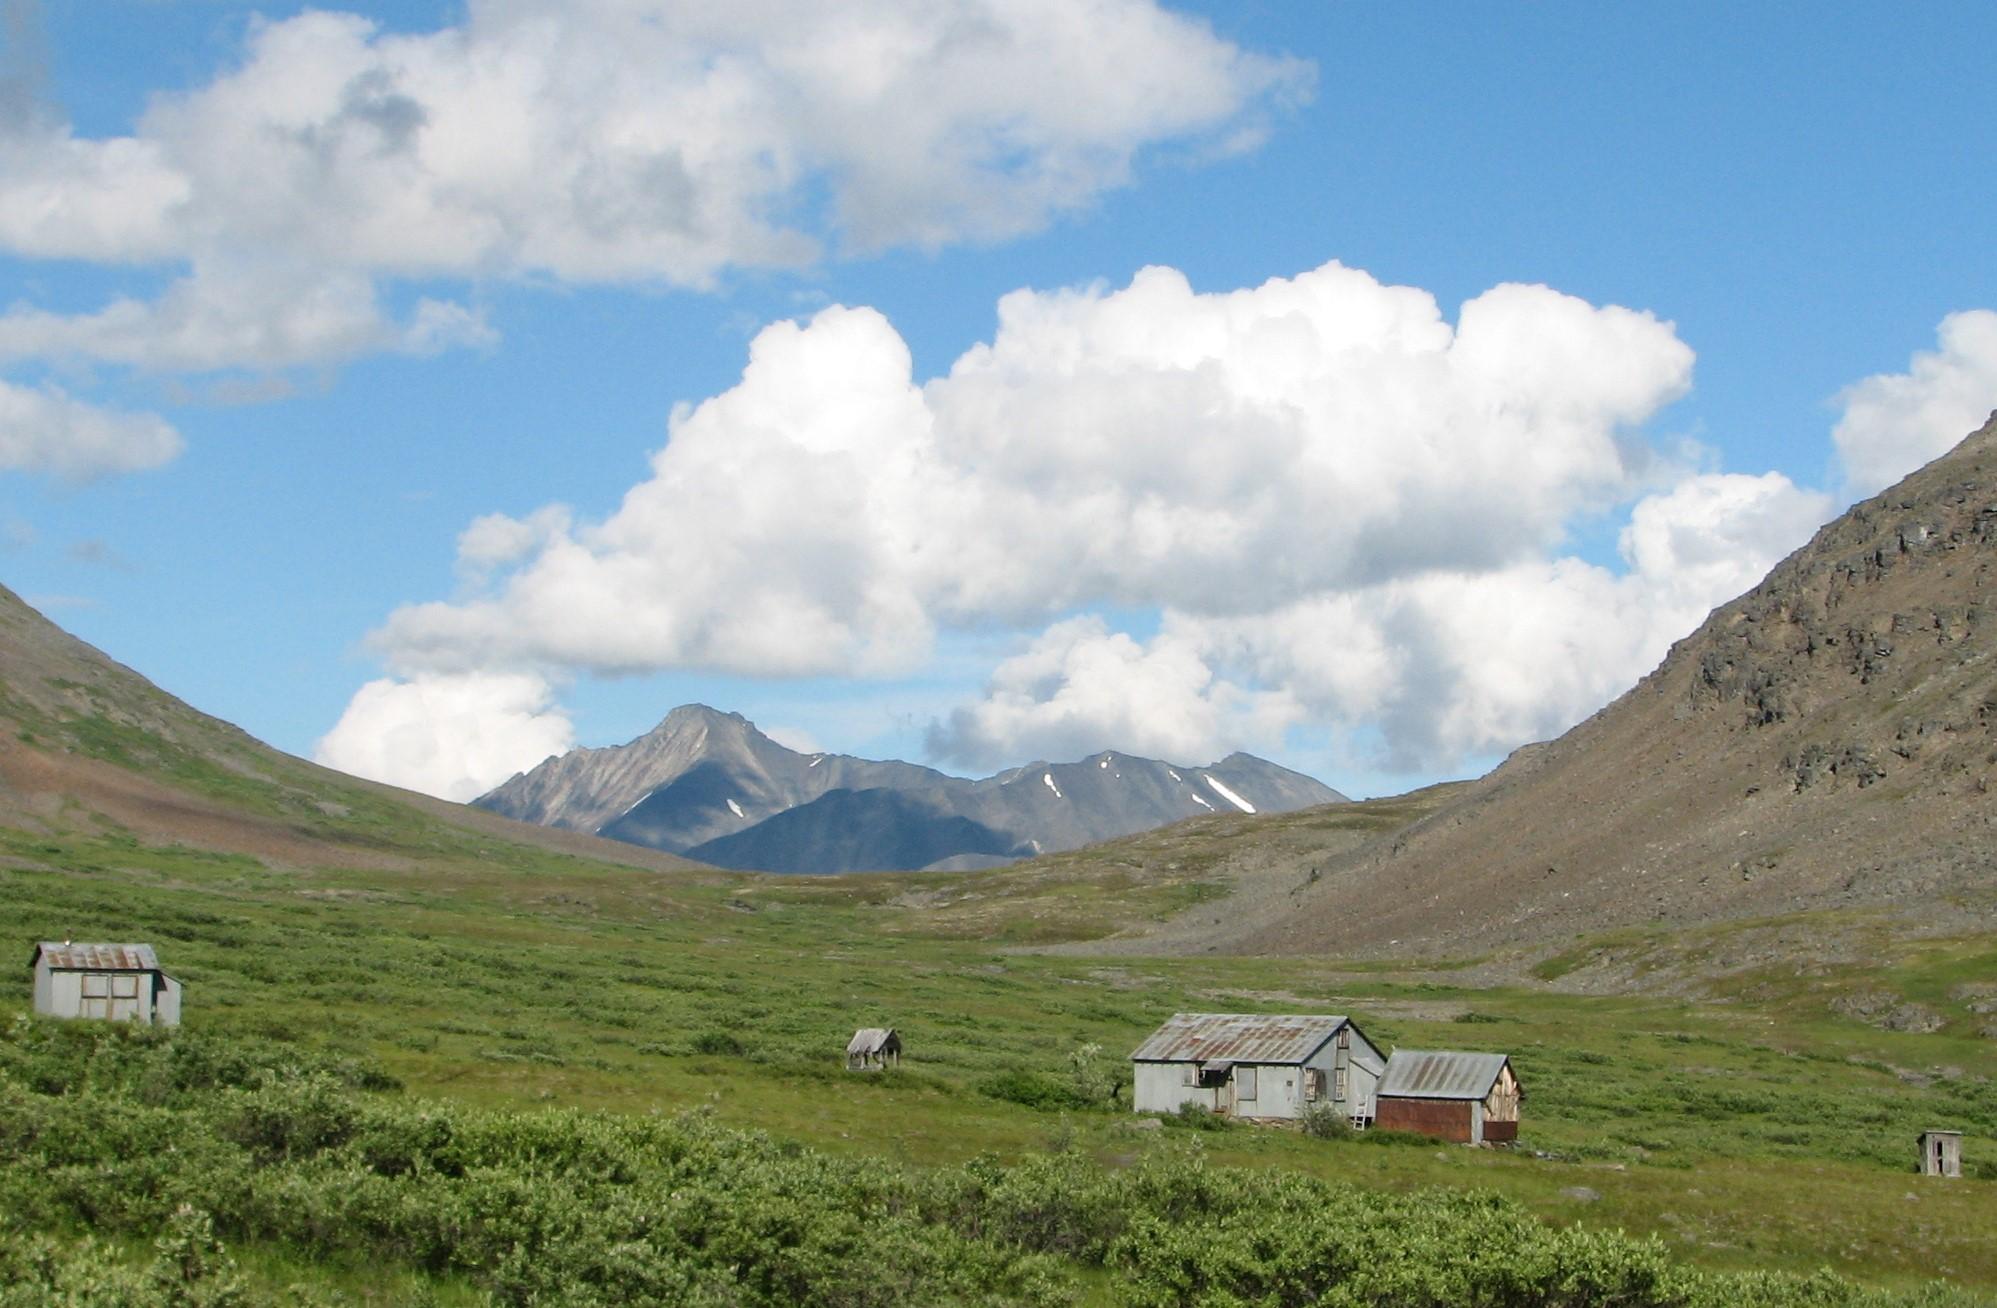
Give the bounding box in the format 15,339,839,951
3,1,1994,801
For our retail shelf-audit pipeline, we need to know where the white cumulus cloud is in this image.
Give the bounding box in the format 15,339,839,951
0,257,492,372
929,471,1832,772
0,379,183,481
927,616,1296,767
1833,309,1997,496
313,670,575,802
334,258,1871,786
0,0,1301,484
0,1,1301,379
347,257,1733,779
370,260,1697,684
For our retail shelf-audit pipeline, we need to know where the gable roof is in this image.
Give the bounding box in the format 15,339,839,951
847,1027,898,1056
1130,1013,1355,1065
1379,1050,1514,1100
31,942,162,972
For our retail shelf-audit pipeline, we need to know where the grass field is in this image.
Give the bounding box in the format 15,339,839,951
3,817,1994,1303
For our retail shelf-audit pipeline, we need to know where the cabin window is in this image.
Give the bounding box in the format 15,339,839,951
81,975,109,998
1235,1067,1257,1100
1334,1065,1347,1099
1337,1029,1350,1049
1305,1068,1326,1100
1181,1064,1195,1086
112,975,139,999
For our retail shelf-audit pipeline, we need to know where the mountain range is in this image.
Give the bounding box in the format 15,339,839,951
475,706,1347,873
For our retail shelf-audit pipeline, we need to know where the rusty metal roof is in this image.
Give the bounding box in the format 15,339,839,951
1130,1013,1353,1065
847,1027,897,1056
1379,1050,1513,1100
31,942,163,972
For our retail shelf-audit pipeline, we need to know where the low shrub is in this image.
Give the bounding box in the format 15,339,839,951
976,1069,1089,1111
1299,1101,1350,1139
1163,1101,1230,1131
690,1030,746,1056
0,1017,1978,1308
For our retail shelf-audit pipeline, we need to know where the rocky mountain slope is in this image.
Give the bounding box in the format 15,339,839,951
1219,412,1997,960
478,707,1347,873
0,583,696,875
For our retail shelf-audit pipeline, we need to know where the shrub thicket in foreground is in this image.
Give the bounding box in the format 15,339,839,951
0,1016,1974,1307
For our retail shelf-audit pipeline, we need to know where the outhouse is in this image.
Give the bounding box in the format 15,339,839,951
1375,1050,1522,1144
30,942,182,1026
1919,1130,1962,1178
1129,1012,1385,1124
846,1027,901,1071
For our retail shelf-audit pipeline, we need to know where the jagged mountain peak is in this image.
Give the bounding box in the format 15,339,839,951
478,710,1348,873
650,703,751,732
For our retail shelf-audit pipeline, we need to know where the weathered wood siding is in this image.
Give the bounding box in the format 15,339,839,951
156,975,182,1027
36,967,85,1020
1133,1062,1216,1114
31,967,176,1025
31,958,55,1014
1235,1062,1296,1120
1482,1063,1520,1139
1132,1019,1387,1123
1376,1097,1475,1142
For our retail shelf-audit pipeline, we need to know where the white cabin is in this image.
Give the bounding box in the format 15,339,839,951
30,942,181,1027
1130,1012,1384,1123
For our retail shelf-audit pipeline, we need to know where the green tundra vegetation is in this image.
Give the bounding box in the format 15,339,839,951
2,816,1994,1305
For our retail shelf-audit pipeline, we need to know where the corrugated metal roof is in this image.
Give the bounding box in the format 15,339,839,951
1378,1050,1512,1100
1130,1013,1351,1065
32,942,162,972
847,1027,896,1056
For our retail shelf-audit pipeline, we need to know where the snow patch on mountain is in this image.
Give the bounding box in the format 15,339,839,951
1203,775,1256,813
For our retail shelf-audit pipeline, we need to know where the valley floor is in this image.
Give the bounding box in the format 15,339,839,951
3,825,1994,1303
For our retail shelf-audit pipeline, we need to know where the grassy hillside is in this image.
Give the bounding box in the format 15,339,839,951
4,821,1994,1303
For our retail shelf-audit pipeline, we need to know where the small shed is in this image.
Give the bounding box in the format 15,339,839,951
846,1027,901,1071
1375,1050,1521,1144
1130,1012,1385,1124
30,941,182,1027
1919,1130,1962,1178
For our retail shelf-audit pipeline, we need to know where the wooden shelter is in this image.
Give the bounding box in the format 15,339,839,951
846,1027,901,1071
1919,1129,1962,1178
30,941,182,1027
1129,1012,1385,1124
1375,1050,1521,1144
